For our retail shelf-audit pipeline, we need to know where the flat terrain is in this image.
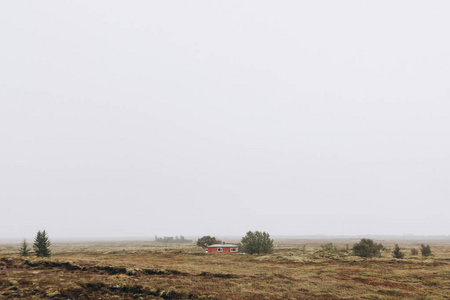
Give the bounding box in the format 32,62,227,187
1,239,449,299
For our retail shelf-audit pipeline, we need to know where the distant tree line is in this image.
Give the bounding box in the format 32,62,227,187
155,235,192,244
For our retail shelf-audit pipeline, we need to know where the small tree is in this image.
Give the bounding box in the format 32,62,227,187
392,244,405,259
33,230,51,257
241,231,274,254
410,248,419,255
196,236,222,249
352,239,383,258
420,244,432,257
19,239,31,256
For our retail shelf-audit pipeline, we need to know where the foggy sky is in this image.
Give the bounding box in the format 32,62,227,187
1,1,449,240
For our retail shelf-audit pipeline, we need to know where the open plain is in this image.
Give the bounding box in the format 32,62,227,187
0,238,449,299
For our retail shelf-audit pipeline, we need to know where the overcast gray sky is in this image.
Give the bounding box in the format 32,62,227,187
1,1,449,240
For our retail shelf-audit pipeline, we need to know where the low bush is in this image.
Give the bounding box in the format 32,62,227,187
321,243,337,252
352,239,384,258
392,244,404,259
420,244,432,257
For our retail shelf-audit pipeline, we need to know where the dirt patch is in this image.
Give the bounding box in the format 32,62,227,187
351,276,408,289
142,268,187,276
80,282,212,299
197,271,237,278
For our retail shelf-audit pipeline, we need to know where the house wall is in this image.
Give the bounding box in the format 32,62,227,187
207,247,238,254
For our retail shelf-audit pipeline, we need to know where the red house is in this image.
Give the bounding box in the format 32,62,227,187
206,244,239,254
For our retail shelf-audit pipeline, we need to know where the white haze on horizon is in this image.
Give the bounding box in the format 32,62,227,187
1,1,449,239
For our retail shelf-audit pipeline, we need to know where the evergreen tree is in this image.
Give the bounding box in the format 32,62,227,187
19,239,30,256
420,244,432,257
392,244,405,259
33,230,51,257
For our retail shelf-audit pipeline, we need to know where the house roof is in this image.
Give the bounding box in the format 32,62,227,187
207,244,238,248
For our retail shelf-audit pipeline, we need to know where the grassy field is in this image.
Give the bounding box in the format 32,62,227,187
0,239,449,299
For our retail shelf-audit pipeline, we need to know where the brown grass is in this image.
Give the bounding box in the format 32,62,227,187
0,239,449,299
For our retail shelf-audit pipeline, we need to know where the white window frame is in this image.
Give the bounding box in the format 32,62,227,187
217,248,223,252
230,248,238,252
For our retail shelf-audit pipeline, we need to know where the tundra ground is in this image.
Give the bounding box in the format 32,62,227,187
1,239,449,299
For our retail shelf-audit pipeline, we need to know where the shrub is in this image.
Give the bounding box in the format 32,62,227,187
420,244,432,257
338,244,350,254
321,243,337,252
410,248,418,255
392,244,405,259
241,231,274,254
33,230,51,257
352,239,383,258
196,236,222,249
